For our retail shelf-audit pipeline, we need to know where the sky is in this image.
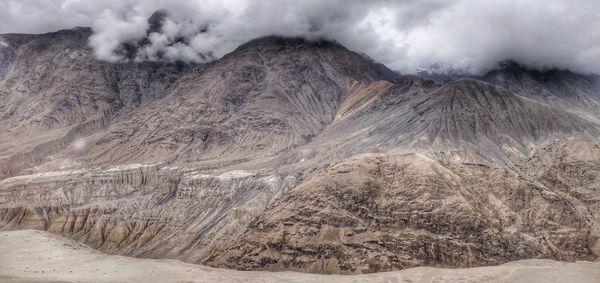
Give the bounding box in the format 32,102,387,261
0,0,599,74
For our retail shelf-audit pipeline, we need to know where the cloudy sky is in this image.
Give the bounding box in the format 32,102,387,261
1,0,599,74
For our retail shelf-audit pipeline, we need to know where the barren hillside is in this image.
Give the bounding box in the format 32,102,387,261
0,28,599,274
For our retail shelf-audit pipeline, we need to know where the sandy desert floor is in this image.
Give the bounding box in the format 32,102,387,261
0,230,598,283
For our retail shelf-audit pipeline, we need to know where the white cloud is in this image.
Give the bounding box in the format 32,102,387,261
0,0,599,74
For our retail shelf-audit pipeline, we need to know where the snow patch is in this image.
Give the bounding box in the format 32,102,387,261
0,170,86,187
106,164,156,172
188,170,254,180
218,170,253,179
261,175,281,187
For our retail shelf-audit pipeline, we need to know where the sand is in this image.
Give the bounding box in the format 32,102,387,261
0,230,598,283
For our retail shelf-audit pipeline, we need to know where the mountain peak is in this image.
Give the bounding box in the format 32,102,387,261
234,36,345,52
486,60,580,80
230,36,399,82
147,10,169,34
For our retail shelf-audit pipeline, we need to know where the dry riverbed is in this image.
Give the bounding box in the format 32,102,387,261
1,230,599,283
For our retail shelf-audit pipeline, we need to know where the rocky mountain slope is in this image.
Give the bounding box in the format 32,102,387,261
0,28,184,179
0,27,599,274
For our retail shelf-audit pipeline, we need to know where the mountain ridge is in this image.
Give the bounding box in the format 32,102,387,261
0,27,599,274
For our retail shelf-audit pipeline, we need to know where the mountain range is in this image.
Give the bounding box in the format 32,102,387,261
0,27,599,274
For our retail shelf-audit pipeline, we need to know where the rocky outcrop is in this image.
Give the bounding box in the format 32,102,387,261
0,164,301,262
210,144,599,273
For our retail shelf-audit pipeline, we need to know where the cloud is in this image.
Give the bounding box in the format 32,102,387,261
88,8,149,62
0,0,599,74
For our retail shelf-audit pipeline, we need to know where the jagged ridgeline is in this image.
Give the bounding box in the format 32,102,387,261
0,27,599,274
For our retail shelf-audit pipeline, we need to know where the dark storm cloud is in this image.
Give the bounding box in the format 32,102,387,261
0,0,599,74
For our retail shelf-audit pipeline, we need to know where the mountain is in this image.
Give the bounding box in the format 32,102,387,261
0,28,599,274
0,28,184,178
483,61,600,123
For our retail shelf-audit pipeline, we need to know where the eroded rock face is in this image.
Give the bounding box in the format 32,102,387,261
0,28,599,274
0,165,301,262
217,147,600,273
